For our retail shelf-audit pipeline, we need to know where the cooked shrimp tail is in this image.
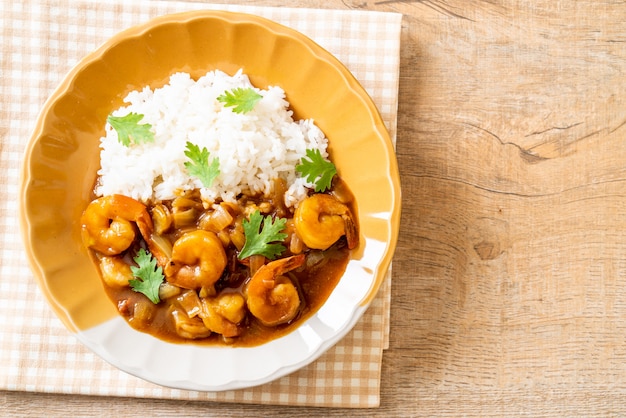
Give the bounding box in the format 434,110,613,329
343,210,359,250
245,254,305,327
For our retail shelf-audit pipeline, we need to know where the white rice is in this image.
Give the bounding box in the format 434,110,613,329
95,69,328,207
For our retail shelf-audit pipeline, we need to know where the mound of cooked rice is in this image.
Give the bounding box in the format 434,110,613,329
95,69,328,207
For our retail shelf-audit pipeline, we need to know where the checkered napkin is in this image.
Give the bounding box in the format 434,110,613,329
0,0,400,408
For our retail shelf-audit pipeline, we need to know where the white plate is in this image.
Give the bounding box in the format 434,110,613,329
20,11,400,391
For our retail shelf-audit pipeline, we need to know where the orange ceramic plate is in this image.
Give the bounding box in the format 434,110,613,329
20,10,400,391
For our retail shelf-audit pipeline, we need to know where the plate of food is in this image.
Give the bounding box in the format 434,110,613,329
20,10,400,391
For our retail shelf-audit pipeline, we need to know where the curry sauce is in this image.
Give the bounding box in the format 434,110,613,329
83,178,358,347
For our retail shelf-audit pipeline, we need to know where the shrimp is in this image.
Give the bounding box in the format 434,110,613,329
164,230,227,290
81,194,169,266
98,255,134,288
200,292,246,338
80,194,153,255
293,193,358,251
246,254,305,327
170,308,212,339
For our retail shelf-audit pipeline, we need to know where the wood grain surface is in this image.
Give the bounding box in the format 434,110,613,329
4,0,626,416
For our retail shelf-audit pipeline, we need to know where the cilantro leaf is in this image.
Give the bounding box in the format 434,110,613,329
107,112,155,147
184,142,220,187
217,87,262,114
295,148,337,192
129,248,164,304
238,210,288,260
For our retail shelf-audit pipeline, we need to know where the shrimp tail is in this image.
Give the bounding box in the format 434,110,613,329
256,254,305,285
111,194,169,267
342,213,359,250
140,225,170,268
274,253,306,275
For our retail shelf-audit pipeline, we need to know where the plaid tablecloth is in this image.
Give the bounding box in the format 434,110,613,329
0,0,401,408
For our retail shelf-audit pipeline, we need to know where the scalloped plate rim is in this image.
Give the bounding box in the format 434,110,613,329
20,10,401,391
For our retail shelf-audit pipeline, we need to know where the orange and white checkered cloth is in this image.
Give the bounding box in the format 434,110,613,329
0,0,400,408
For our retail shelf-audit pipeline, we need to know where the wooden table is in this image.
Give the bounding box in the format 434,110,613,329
4,0,626,416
